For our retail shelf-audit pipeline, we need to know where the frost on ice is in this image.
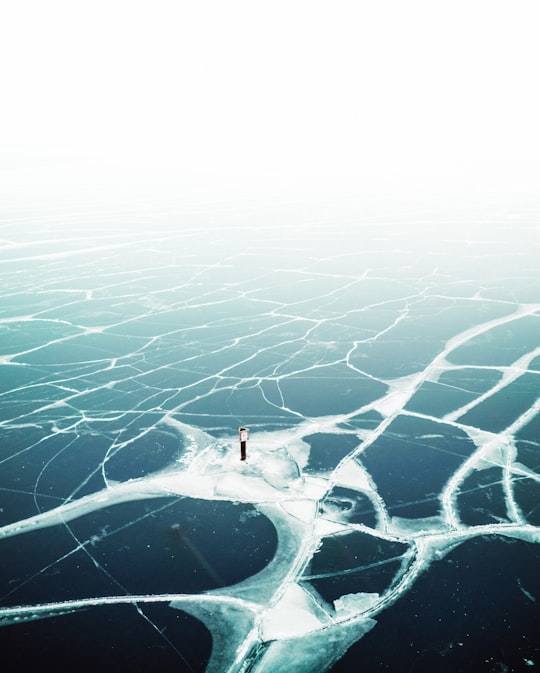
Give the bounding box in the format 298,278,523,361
0,214,539,672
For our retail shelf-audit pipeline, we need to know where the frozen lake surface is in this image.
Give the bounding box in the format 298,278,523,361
0,195,539,672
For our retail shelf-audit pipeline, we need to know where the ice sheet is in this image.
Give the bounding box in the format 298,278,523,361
0,201,539,672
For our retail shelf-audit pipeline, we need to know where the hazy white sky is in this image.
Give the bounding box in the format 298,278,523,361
1,0,539,197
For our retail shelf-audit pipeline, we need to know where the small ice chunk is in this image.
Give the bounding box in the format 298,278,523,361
474,442,508,470
334,592,380,617
261,583,325,640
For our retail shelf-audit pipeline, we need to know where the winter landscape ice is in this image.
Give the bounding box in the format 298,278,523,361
0,195,539,672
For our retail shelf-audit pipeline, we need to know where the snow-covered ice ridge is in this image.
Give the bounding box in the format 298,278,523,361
0,205,539,672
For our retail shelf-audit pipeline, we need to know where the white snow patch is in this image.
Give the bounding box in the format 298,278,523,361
314,518,348,537
280,500,317,523
334,460,372,492
334,592,380,618
261,584,325,640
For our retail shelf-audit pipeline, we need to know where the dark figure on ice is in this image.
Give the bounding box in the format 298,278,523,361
239,427,249,460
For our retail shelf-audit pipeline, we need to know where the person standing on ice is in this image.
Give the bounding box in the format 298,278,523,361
239,427,249,460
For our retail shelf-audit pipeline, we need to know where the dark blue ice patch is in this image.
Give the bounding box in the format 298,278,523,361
181,383,284,422
304,434,360,473
14,331,143,366
516,440,540,472
516,410,540,445
448,314,540,367
0,319,80,355
303,530,408,603
0,428,110,520
104,426,187,481
457,372,539,433
277,364,388,416
0,498,277,606
331,536,540,673
361,415,476,518
348,298,512,378
455,467,510,526
0,603,211,673
514,477,540,526
405,368,502,417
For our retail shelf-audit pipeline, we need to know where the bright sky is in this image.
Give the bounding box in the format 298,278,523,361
1,1,539,198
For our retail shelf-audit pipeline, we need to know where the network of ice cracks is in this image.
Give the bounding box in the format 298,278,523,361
0,213,539,673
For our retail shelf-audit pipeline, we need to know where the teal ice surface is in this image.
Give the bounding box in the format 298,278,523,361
0,197,539,673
